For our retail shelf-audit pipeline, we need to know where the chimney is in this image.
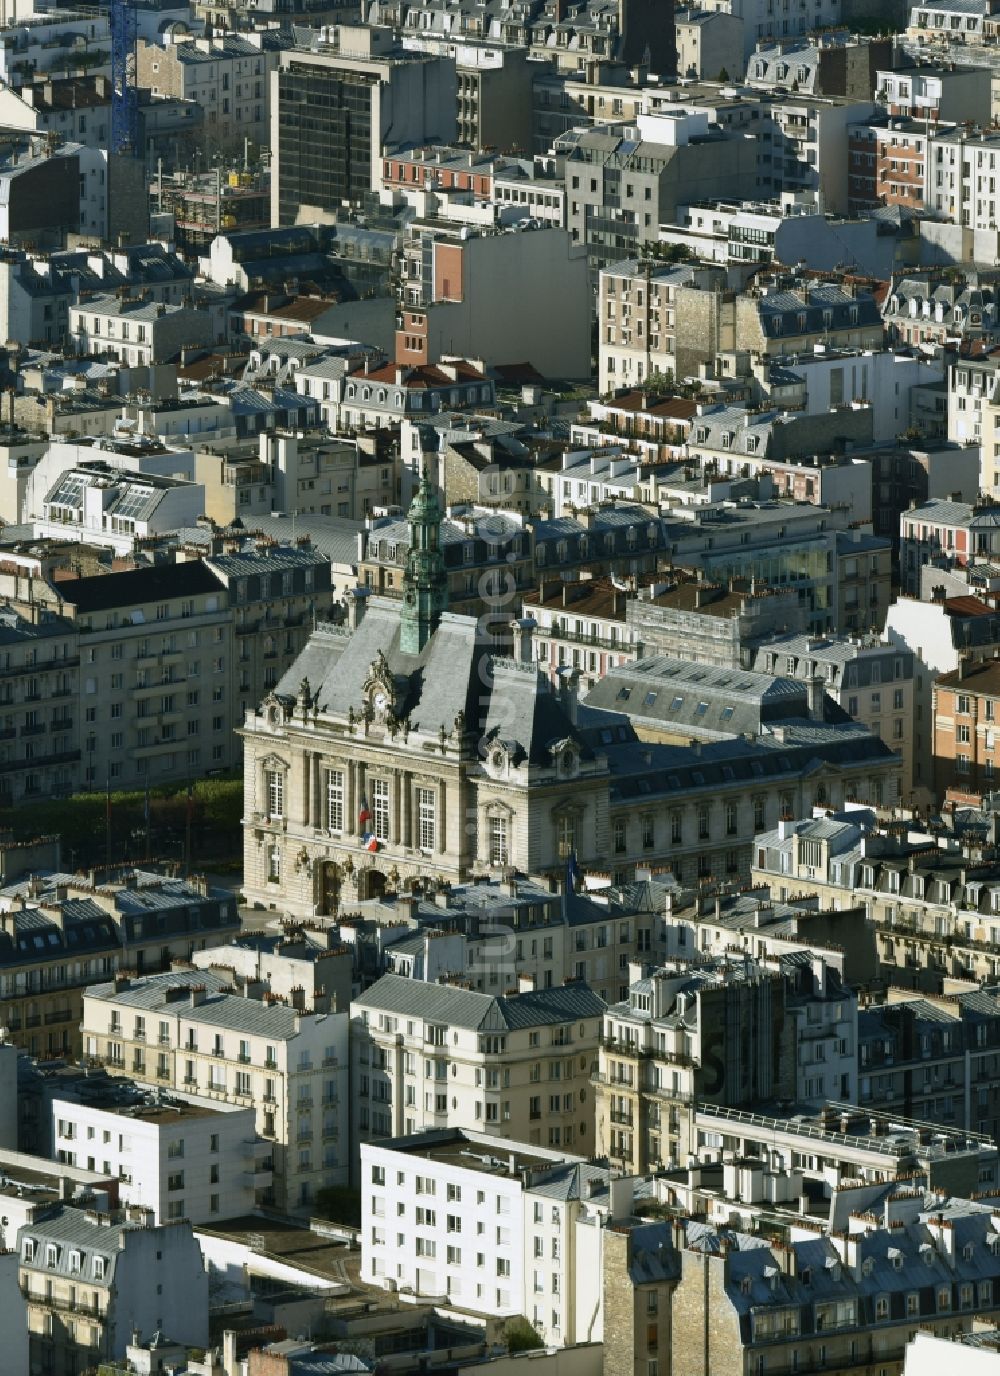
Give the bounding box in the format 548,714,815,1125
347,585,369,630
806,674,824,720
189,986,207,1007
557,665,580,726
510,617,536,665
222,1331,238,1376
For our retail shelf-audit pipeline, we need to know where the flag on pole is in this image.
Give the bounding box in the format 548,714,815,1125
359,794,372,828
364,834,379,854
565,849,580,894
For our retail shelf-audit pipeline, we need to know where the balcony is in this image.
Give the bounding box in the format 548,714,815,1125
0,748,80,774
20,1286,101,1318
610,1110,634,1126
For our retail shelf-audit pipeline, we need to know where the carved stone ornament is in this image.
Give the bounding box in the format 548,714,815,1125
362,649,398,723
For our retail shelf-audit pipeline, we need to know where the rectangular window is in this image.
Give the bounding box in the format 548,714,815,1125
417,787,436,851
265,769,284,818
490,814,508,866
326,769,344,832
372,778,390,842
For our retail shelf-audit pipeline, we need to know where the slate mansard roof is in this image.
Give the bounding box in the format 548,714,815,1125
354,972,606,1031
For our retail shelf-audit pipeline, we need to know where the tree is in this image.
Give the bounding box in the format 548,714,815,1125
717,67,730,81
504,1318,544,1353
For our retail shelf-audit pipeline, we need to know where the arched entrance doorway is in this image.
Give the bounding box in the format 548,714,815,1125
357,867,387,902
318,861,341,916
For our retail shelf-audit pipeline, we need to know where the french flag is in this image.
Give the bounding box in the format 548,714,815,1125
364,834,379,854
359,794,372,828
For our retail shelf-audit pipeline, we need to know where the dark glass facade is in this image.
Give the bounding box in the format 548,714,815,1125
276,60,377,225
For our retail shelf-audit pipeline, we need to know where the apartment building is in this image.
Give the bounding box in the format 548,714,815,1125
351,875,656,1006
58,559,234,788
18,1205,208,1376
625,574,807,669
137,31,290,154
270,26,456,226
393,221,590,379
350,974,604,1169
522,578,636,693
0,532,333,797
32,461,203,557
0,11,111,88
361,1128,628,1347
0,593,79,806
891,281,1000,360
51,1087,269,1224
933,656,1000,801
597,260,729,394
0,865,239,1058
925,126,1000,229
751,813,1000,992
880,65,995,125
594,954,855,1174
191,928,353,1013
658,881,870,987
203,539,333,722
751,633,917,798
558,112,759,281
80,967,350,1212
899,497,1000,596
859,988,1000,1141
665,1202,1000,1376
692,1100,998,1193
69,296,216,367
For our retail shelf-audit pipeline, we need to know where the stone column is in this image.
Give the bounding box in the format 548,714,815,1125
401,773,412,850
391,770,402,846
347,761,358,837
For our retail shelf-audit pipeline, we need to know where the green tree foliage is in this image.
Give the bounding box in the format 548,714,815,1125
504,1318,545,1353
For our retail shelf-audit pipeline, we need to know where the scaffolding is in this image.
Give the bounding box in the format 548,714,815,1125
110,0,138,157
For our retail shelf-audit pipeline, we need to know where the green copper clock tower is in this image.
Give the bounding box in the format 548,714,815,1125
400,469,449,655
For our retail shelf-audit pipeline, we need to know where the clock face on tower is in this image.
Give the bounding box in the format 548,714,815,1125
373,690,388,714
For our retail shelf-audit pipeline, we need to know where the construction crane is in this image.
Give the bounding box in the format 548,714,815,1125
110,0,139,158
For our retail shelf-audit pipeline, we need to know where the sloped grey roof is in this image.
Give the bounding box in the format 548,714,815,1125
354,972,604,1029
276,599,584,763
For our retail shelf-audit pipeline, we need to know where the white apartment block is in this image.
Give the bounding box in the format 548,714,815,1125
948,355,996,447
69,295,216,368
80,968,349,1213
926,129,1000,229
361,1129,631,1347
51,1092,270,1225
351,974,605,1175
727,0,844,59
0,12,112,87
